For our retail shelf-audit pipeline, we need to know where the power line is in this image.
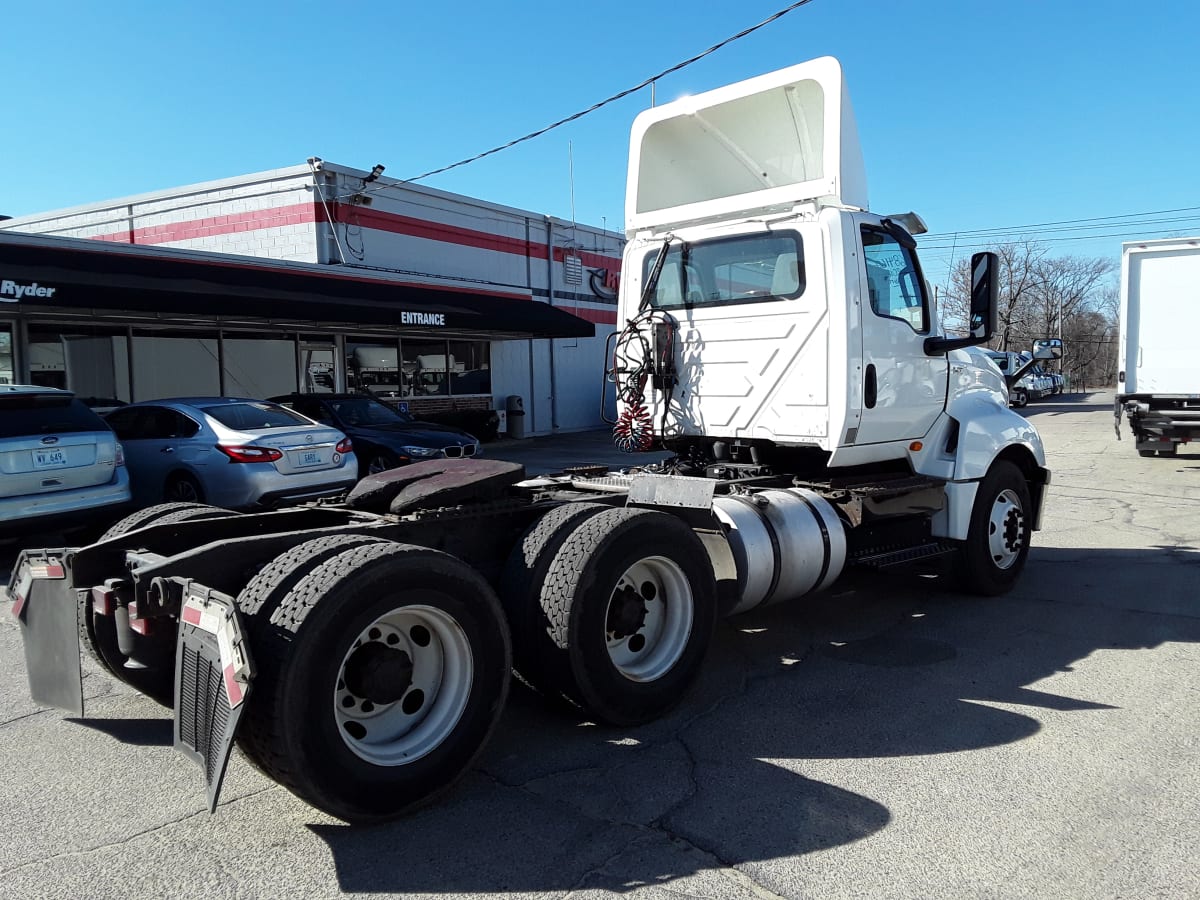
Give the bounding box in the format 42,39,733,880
919,224,1200,253
922,205,1200,239
403,0,818,183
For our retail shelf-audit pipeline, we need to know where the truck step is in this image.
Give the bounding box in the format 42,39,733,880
851,541,957,569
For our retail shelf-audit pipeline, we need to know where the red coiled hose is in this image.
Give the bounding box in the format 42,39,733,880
613,399,654,453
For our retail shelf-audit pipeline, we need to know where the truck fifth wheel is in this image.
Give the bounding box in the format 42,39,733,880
8,56,1054,823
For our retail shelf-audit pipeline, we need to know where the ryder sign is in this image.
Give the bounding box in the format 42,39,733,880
1,280,58,302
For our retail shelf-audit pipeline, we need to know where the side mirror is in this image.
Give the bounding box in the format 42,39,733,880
1032,338,1063,360
923,250,1001,356
969,252,999,341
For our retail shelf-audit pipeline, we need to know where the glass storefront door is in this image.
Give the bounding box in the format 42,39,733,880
300,342,339,393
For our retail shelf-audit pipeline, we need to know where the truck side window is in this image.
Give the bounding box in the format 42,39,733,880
645,232,804,310
861,227,929,333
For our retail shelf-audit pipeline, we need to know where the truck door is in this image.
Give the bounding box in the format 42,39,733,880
853,220,947,445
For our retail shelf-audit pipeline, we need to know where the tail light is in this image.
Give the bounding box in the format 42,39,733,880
218,444,284,463
115,442,126,467
336,437,353,454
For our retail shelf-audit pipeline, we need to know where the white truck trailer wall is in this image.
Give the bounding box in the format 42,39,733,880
1120,238,1200,395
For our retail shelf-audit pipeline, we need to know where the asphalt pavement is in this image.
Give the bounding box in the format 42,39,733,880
1,391,1198,899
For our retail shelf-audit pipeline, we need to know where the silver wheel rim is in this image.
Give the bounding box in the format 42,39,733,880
987,488,1026,570
604,556,694,682
334,604,473,766
368,455,392,475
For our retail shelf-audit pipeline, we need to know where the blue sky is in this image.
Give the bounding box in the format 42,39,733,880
4,0,1198,288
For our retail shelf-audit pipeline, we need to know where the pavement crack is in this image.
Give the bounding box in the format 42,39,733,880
0,786,277,879
0,706,56,728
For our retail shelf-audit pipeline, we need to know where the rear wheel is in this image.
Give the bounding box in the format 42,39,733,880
535,507,717,726
236,542,511,823
83,502,235,704
499,502,611,695
164,473,204,504
955,460,1032,596
1011,389,1028,408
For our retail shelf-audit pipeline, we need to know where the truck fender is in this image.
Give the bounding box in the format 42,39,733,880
945,392,1047,481
932,394,1050,541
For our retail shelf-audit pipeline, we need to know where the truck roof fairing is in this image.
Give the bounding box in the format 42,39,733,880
625,56,868,235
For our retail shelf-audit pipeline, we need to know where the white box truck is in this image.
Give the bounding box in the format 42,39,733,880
1115,237,1200,456
9,57,1060,824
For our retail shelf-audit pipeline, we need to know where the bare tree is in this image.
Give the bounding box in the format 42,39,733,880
941,241,1048,349
935,239,1118,388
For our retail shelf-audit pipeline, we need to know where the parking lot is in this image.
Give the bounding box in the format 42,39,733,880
2,390,1198,899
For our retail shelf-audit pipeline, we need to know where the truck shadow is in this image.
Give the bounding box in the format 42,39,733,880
309,545,1200,894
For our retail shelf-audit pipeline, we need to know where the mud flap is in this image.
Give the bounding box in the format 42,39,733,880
173,586,254,814
7,551,83,717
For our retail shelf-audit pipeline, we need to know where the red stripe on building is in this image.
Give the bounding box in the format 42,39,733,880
93,203,318,246
328,205,541,259
90,201,622,272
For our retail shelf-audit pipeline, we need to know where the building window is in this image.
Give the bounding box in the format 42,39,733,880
346,339,402,397
27,325,132,401
131,330,220,400
220,333,299,399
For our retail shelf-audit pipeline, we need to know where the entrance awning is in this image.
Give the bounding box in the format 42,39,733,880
0,231,594,339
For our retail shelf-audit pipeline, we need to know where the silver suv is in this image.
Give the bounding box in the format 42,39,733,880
0,386,131,534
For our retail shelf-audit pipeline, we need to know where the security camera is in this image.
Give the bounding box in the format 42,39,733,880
363,163,385,183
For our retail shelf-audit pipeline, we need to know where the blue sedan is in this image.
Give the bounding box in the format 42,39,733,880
104,397,358,509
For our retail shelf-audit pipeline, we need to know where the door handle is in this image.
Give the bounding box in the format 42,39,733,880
160,446,175,454
865,364,877,409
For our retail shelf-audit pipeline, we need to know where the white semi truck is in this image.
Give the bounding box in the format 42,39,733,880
1114,237,1200,456
8,57,1058,824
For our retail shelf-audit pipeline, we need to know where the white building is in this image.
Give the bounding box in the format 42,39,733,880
0,160,624,437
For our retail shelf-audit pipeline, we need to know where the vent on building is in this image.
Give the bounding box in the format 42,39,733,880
563,254,583,285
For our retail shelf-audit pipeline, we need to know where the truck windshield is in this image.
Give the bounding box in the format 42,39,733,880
643,232,804,310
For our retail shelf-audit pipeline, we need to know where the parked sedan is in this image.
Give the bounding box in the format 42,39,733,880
0,386,131,534
104,397,357,509
269,393,480,477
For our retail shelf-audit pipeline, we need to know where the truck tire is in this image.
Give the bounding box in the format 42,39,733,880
235,542,511,823
498,502,611,695
237,533,390,621
536,507,718,726
1011,388,1028,408
97,502,225,541
83,503,235,704
955,460,1032,596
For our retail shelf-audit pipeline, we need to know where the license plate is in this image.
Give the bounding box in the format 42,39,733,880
34,449,68,469
295,450,324,467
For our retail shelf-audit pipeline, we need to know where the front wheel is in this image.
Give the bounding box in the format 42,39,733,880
1011,389,1028,408
364,451,400,477
955,460,1032,596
